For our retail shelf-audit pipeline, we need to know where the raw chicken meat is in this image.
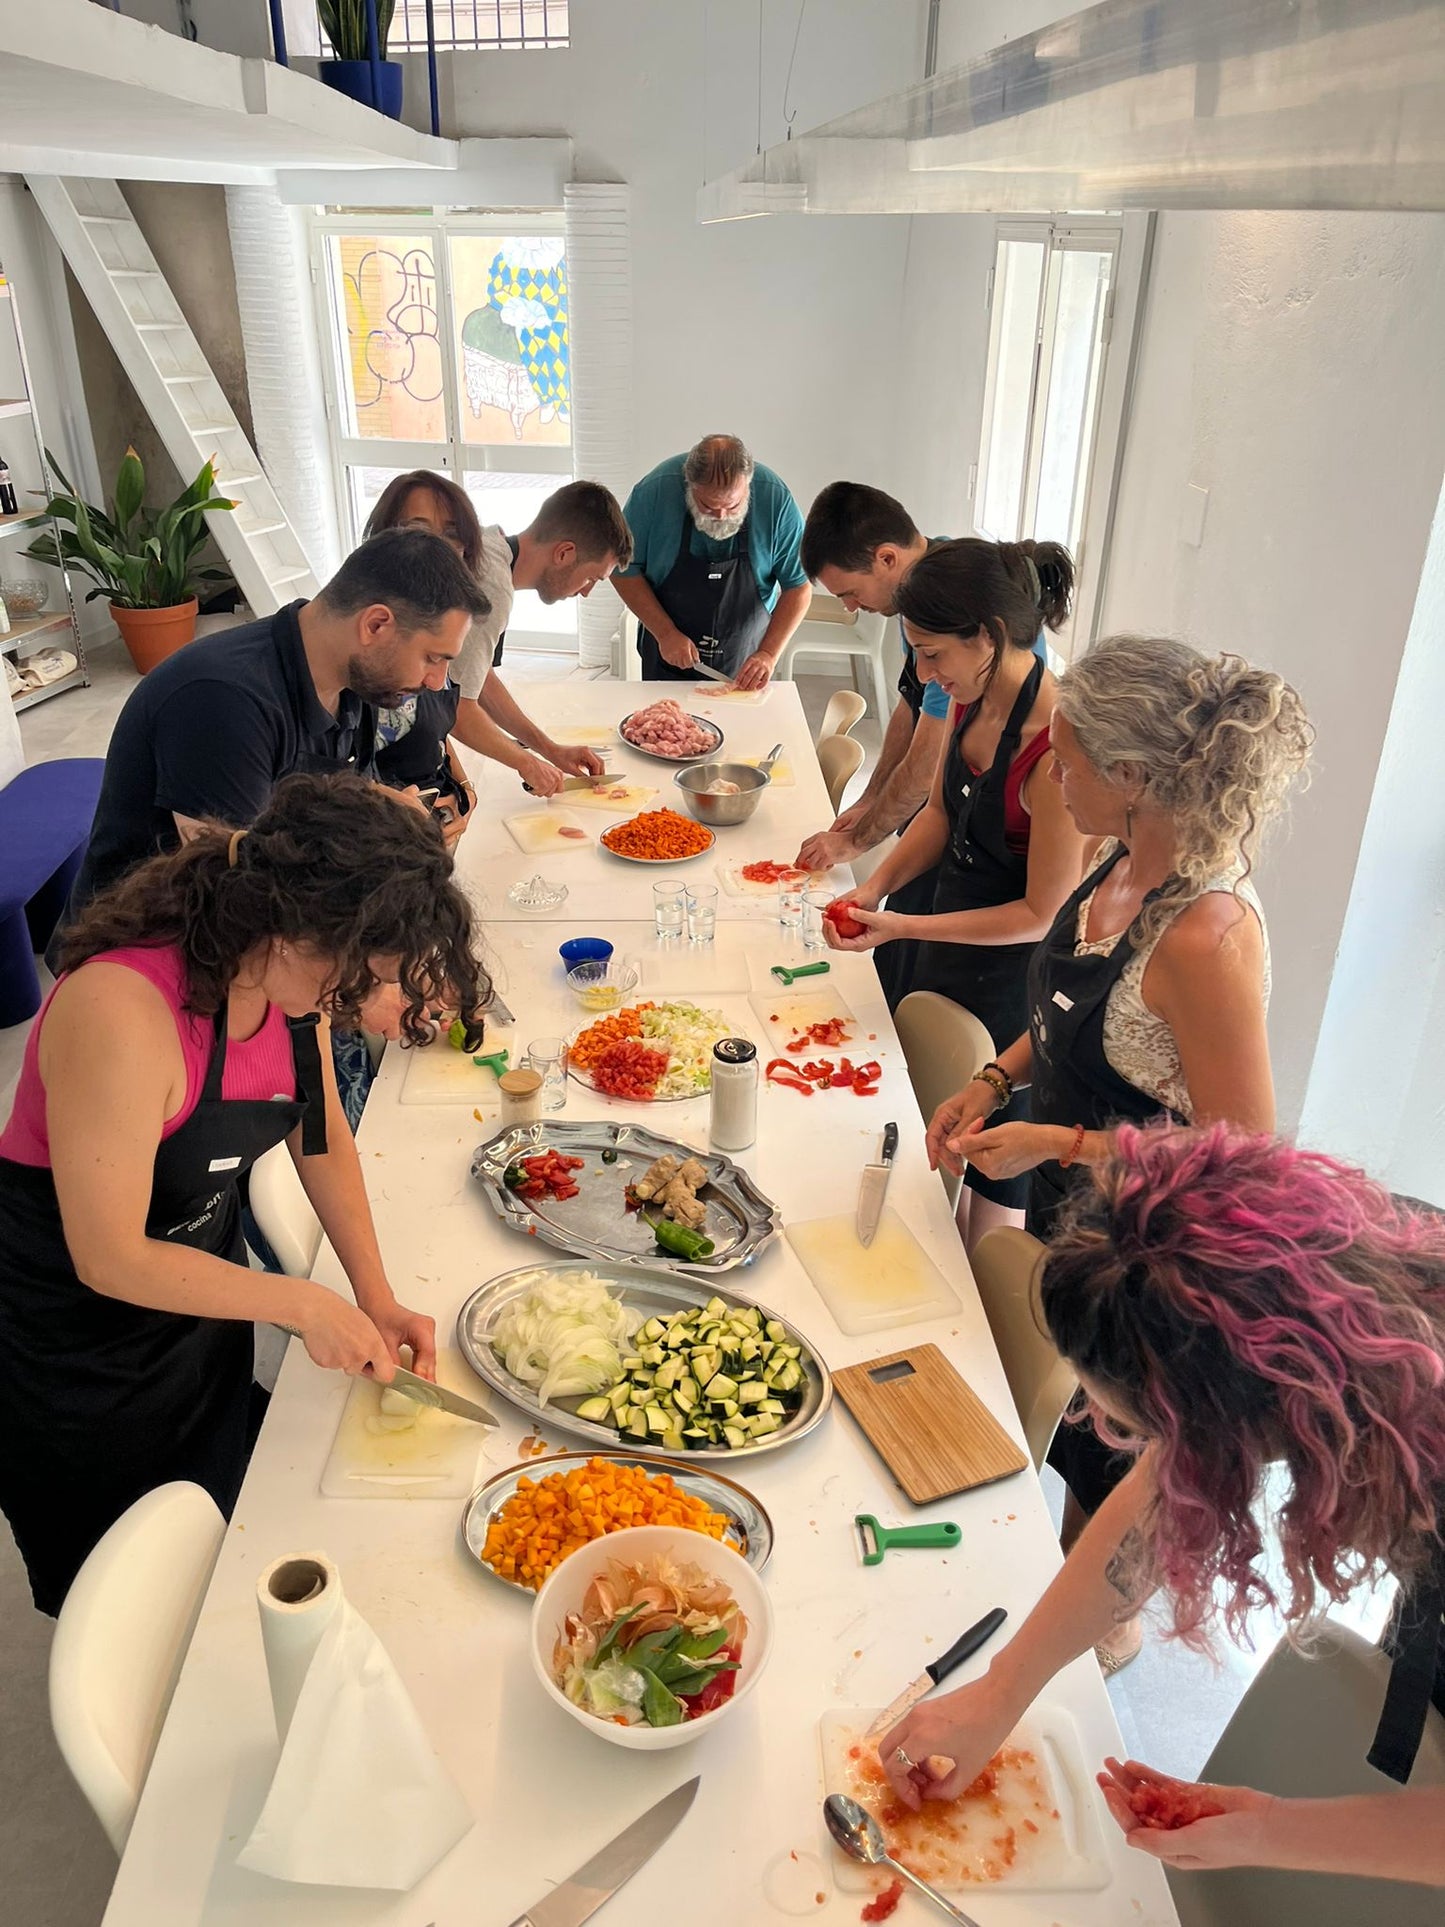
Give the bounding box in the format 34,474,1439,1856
622,700,718,758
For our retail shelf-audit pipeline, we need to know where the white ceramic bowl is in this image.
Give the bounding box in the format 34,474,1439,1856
530,1524,773,1750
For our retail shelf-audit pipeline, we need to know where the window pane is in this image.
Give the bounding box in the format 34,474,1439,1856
449,236,571,450
978,238,1045,541
1034,249,1113,549
391,1,570,50
331,235,447,443
461,470,577,641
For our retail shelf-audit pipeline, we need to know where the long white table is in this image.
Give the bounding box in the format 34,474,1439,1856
103,683,1177,1926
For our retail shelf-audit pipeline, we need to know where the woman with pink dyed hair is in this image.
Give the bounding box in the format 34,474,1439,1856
882,1124,1445,1890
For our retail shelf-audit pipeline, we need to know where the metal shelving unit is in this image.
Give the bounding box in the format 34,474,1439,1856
0,275,88,716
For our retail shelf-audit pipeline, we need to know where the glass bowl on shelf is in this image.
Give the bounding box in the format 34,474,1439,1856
1,577,49,618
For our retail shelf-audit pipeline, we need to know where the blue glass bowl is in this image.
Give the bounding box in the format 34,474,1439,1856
558,937,614,968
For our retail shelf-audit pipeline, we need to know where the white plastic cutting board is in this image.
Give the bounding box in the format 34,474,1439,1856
563,782,658,813
399,1031,514,1107
738,754,794,786
818,1706,1109,1893
320,1349,492,1498
504,810,594,854
549,724,613,748
747,983,858,1037
786,1209,960,1336
718,862,818,897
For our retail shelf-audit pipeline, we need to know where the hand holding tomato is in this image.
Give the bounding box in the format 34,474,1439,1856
822,902,905,953
1098,1757,1276,1871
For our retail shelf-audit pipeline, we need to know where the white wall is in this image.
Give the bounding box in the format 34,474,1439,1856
419,0,927,517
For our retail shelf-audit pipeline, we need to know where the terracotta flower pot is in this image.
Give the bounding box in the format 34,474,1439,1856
110,598,199,675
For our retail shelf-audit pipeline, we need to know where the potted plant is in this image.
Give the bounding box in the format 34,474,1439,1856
317,1,403,119
27,448,237,675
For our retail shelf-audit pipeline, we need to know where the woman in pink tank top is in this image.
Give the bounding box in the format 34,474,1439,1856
0,772,488,1615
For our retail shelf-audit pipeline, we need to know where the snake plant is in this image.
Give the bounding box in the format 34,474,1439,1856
317,0,397,60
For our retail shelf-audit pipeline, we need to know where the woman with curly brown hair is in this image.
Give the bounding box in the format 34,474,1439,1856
0,773,488,1615
882,1125,1445,1891
925,635,1313,1660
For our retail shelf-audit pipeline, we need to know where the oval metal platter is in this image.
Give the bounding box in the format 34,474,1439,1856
456,1260,832,1462
617,712,725,764
597,822,717,865
470,1119,780,1270
461,1450,774,1592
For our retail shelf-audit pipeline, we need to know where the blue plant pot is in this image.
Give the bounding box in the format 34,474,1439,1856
318,58,404,120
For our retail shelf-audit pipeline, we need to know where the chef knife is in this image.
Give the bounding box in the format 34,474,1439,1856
505,1775,700,1927
855,1121,899,1247
864,1607,1008,1742
488,991,516,1027
523,770,621,794
383,1363,498,1428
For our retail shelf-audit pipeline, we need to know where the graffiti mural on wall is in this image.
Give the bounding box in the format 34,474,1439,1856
462,238,570,440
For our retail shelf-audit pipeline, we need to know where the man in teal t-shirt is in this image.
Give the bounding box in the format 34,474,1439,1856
614,435,812,689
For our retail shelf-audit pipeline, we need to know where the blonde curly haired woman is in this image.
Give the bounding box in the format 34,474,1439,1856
924,635,1313,1662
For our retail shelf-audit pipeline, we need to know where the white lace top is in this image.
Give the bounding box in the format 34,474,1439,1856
1073,840,1270,1120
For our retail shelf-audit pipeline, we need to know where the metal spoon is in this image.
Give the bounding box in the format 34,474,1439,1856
823,1795,983,1926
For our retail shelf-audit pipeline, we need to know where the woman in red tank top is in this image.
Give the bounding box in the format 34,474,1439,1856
0,773,487,1615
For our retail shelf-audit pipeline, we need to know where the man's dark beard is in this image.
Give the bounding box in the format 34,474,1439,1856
346,653,416,707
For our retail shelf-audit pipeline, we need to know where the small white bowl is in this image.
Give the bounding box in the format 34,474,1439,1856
530,1524,773,1750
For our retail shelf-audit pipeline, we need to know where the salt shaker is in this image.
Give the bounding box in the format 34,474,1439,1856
709,1038,758,1151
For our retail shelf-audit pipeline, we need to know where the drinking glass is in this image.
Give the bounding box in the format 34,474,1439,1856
778,872,805,931
802,888,832,951
686,883,718,946
526,1035,568,1112
652,879,686,940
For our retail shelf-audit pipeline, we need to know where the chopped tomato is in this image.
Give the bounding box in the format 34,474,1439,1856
742,860,808,885
1127,1781,1227,1831
590,1038,669,1100
860,1880,902,1921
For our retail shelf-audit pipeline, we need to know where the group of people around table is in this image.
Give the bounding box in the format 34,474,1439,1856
0,436,1439,1896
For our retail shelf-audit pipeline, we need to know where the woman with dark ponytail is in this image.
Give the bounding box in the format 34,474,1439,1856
822,536,1087,1246
0,772,488,1615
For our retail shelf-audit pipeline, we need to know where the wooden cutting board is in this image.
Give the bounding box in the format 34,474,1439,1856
786,1209,954,1337
320,1349,492,1499
832,1344,1027,1504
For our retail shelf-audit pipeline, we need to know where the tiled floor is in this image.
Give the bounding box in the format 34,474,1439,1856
7,647,1382,1920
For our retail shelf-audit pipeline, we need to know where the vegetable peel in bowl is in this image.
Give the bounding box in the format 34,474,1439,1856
553,1553,748,1729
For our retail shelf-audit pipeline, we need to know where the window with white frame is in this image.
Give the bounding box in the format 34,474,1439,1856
313,214,576,650
390,1,569,51
973,218,1136,655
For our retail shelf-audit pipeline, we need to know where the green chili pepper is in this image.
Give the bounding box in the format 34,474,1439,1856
652,1219,716,1262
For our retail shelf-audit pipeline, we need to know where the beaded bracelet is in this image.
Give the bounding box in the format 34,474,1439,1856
981,1059,1015,1099
970,1068,1011,1108
1058,1122,1086,1169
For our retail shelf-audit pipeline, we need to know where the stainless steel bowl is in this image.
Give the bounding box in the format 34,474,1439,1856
673,760,770,826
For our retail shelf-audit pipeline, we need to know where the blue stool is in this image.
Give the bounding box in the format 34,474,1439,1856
0,758,105,1027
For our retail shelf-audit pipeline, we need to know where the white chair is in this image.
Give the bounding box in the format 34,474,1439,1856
817,688,867,745
893,989,996,1210
778,596,894,725
1169,1619,1445,1927
817,732,865,815
49,1482,225,1853
247,1139,322,1279
967,1228,1078,1469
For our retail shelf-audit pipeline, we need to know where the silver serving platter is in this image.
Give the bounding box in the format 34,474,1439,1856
617,711,725,764
456,1260,832,1462
470,1120,780,1270
598,820,716,864
461,1450,774,1592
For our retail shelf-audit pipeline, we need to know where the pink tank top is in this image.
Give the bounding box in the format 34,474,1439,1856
0,945,299,1169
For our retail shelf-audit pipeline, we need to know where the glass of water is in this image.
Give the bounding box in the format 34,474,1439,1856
526,1035,568,1112
802,888,832,951
686,883,718,945
778,870,805,931
652,879,686,940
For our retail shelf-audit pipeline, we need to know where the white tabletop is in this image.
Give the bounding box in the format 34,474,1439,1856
103,683,1177,1926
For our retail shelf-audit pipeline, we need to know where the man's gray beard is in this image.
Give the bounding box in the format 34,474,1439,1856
686,485,748,542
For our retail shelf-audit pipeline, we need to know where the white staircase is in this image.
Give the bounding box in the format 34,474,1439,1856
24,176,319,615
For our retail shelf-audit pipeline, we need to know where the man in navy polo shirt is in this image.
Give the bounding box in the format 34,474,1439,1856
62,529,486,930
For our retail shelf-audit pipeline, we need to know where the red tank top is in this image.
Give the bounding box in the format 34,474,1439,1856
0,944,298,1169
955,706,1053,855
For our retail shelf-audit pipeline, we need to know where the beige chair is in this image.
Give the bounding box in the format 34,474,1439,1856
50,1482,225,1852
248,1139,322,1279
817,688,868,745
1170,1619,1445,1927
968,1228,1079,1469
817,732,865,815
893,990,996,1211
777,598,894,724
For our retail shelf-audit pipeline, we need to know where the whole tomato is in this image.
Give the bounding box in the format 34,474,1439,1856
824,899,867,941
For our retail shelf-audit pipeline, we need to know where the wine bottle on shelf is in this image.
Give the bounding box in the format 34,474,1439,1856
0,456,17,517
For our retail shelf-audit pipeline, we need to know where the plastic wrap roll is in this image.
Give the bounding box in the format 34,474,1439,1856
255,1551,343,1743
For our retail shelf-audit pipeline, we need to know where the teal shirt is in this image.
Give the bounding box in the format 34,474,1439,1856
620,455,808,611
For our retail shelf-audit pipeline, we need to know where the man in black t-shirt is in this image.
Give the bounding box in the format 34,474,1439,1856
62,530,488,932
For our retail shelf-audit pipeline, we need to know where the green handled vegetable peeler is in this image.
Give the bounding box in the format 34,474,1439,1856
770,960,831,987
473,1047,510,1076
855,1514,962,1566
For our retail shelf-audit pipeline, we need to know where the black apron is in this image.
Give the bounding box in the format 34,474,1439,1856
1025,844,1187,1511
1371,1513,1445,1783
906,659,1046,1208
372,684,470,816
874,628,943,1008
0,1002,327,1615
636,512,770,682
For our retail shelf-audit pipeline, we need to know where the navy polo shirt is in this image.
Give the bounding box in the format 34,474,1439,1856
66,602,374,918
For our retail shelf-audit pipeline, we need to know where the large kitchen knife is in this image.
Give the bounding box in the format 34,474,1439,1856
864,1607,1008,1743
505,1776,700,1927
384,1363,498,1428
855,1121,899,1247
523,771,622,794
690,657,734,684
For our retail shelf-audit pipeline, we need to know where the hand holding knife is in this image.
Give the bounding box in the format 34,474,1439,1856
864,1606,1008,1741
